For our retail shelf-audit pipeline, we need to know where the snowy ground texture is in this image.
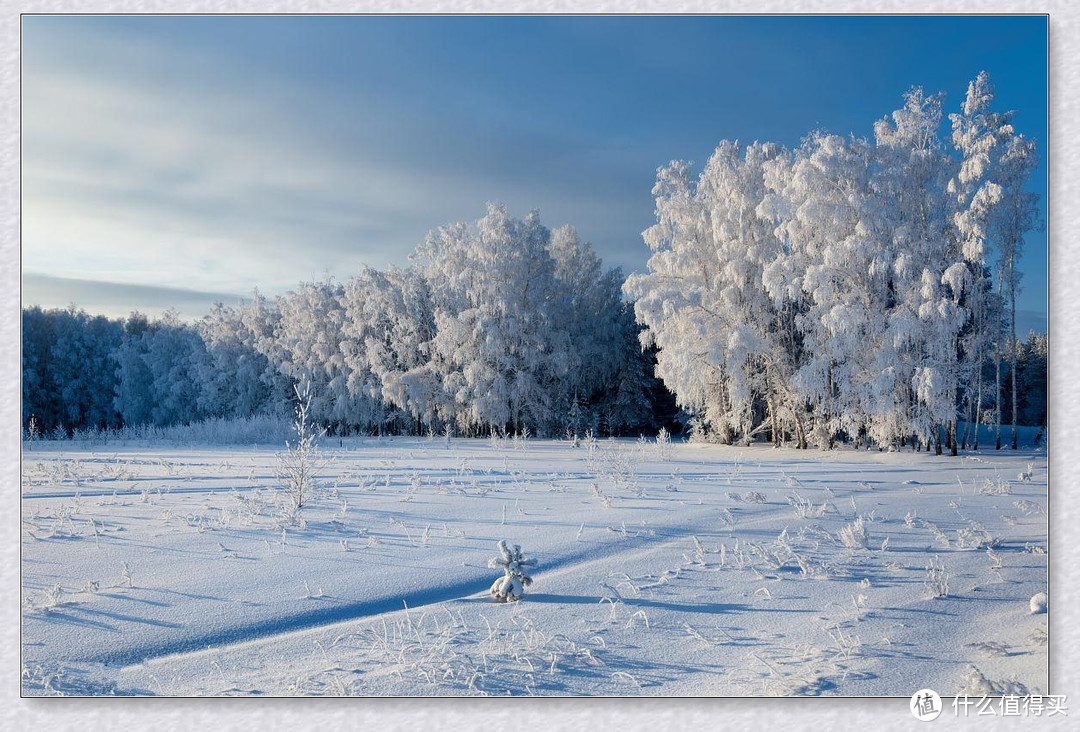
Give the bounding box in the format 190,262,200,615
21,434,1048,697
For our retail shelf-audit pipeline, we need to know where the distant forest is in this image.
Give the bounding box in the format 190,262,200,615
23,208,681,441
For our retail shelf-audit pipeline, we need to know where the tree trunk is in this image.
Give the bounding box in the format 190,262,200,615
995,287,1003,450
791,406,807,450
995,362,1002,449
1011,284,1019,450
973,359,983,451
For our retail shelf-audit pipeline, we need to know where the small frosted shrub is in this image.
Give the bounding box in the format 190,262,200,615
277,381,326,509
655,427,671,461
488,540,537,602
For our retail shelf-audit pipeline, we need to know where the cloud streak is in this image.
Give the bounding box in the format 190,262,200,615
22,273,245,322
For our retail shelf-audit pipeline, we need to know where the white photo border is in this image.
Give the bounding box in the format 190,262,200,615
2,2,1072,730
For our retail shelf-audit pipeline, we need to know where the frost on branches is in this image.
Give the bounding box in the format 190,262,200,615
488,540,538,602
625,71,1041,452
277,380,326,509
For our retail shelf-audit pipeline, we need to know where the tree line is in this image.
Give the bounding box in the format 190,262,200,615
23,207,678,439
22,72,1045,450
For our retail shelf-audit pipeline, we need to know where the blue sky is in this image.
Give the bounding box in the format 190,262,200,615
22,15,1048,331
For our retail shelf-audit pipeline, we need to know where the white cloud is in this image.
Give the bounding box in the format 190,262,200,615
22,24,656,311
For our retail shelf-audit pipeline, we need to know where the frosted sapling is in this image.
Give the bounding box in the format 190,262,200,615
488,540,537,602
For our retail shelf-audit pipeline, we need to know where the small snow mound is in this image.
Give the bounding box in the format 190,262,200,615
1029,592,1048,614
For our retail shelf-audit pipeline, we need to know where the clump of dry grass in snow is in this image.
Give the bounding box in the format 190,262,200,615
788,491,828,519
924,557,949,599
956,666,1029,697
836,516,870,549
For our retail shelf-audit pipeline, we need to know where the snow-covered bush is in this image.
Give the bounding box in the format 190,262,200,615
512,427,530,450
488,540,537,602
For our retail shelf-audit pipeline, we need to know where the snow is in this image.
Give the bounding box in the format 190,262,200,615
22,436,1048,697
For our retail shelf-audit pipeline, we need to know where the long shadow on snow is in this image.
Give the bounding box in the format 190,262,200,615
85,573,495,668
83,530,728,668
523,592,762,615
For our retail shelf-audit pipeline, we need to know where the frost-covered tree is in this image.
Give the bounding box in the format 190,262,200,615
627,142,796,445
113,312,156,427
1000,330,1047,431
22,305,122,433
64,310,123,429
765,133,888,448
143,313,210,426
197,299,284,419
21,306,53,431
871,88,956,449
1014,331,1047,428
416,204,571,435
274,279,381,432
239,290,293,416
947,71,1010,454
341,266,442,434
112,312,211,428
546,226,624,431
989,132,1041,448
596,307,660,436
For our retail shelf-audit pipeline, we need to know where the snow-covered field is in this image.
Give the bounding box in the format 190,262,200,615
21,436,1048,697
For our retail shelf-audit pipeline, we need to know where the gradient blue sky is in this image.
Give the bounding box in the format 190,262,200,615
22,15,1048,331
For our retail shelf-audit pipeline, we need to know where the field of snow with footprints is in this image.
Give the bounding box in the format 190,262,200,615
21,433,1048,697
